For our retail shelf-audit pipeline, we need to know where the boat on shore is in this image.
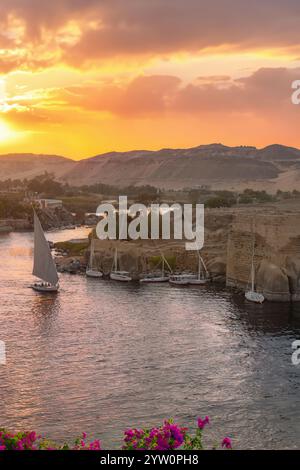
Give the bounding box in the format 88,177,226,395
188,252,209,285
110,248,132,282
139,257,170,283
86,239,103,278
245,222,265,304
169,274,195,286
31,211,59,293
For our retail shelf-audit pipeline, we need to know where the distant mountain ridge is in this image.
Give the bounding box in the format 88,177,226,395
1,144,300,191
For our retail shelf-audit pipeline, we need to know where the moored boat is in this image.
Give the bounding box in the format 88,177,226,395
86,239,103,278
110,271,132,282
169,274,195,286
245,221,265,304
139,257,170,283
188,251,209,285
110,248,132,282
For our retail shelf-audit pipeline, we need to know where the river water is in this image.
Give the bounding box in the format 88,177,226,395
1,228,300,449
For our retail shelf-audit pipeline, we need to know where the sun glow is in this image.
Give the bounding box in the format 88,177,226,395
0,120,15,142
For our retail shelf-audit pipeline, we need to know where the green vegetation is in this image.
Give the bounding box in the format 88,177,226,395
54,240,89,256
2,174,300,221
149,255,176,271
0,195,31,219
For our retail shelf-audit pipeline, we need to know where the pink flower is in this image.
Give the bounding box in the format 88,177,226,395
28,431,37,442
0,445,5,451
82,432,87,440
197,416,210,430
88,439,101,450
222,437,232,449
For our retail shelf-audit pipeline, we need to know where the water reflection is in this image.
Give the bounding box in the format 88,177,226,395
31,294,60,336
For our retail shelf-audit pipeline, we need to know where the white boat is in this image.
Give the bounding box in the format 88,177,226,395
86,239,103,278
169,274,195,286
31,211,59,293
110,248,132,282
245,224,265,304
139,257,170,283
188,252,209,285
245,291,265,304
140,275,169,283
110,271,132,282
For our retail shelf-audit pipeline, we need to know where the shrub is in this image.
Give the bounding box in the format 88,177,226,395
0,417,232,451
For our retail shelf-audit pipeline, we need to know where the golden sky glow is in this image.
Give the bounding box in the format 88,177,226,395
0,1,300,158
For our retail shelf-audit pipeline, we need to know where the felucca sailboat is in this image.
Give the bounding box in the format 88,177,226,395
189,251,209,285
31,211,59,293
86,239,103,278
110,248,132,282
139,255,170,283
245,223,264,304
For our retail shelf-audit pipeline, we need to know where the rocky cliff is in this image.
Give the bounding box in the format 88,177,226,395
227,213,300,301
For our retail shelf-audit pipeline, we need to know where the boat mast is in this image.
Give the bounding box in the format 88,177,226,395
89,239,94,269
251,219,255,292
114,248,118,271
197,251,201,280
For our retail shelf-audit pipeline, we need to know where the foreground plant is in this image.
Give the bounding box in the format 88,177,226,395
0,417,232,451
123,417,232,451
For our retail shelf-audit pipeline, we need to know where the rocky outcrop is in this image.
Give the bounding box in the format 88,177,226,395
227,213,300,302
286,257,300,301
35,207,74,230
256,260,291,302
206,257,227,282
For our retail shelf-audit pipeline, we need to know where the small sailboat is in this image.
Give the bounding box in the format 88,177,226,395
31,211,59,293
139,256,170,283
245,226,265,304
169,274,195,286
110,248,132,282
86,239,103,278
189,251,209,285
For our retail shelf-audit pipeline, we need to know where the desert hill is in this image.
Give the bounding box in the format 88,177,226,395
0,153,74,181
0,144,300,191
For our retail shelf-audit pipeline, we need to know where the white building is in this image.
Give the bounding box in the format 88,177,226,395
38,199,63,210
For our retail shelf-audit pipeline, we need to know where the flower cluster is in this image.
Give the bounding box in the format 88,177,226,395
0,429,101,451
0,430,39,450
123,420,187,450
123,417,232,451
0,417,232,451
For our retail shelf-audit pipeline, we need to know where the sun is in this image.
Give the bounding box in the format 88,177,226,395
0,120,15,142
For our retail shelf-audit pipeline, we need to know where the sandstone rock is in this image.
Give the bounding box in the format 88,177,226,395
286,256,300,302
206,257,226,276
256,260,291,302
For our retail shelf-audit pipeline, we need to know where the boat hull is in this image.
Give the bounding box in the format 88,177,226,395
188,279,208,285
110,272,132,282
86,270,103,278
245,291,265,304
169,279,189,286
31,284,58,293
140,277,169,283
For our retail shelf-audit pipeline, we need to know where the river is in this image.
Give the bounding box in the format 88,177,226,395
1,228,300,449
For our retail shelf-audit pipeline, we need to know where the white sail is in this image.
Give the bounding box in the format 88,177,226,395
32,212,59,286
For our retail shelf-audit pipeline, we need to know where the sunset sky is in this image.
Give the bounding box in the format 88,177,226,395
0,0,300,158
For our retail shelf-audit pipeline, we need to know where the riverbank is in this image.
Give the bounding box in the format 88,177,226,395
56,205,300,301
